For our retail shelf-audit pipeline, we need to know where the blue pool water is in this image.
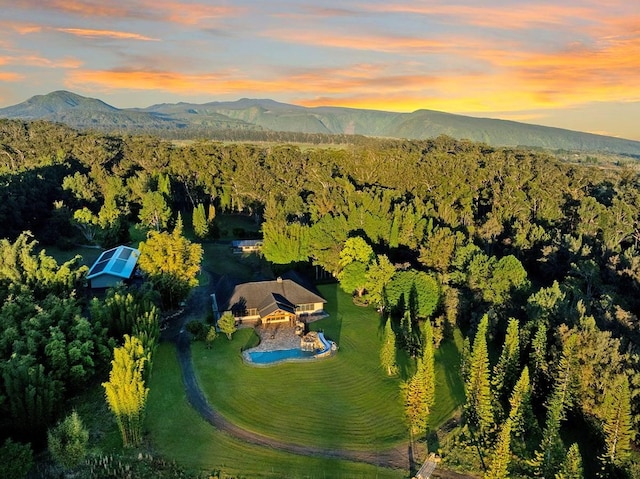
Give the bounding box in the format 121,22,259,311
248,348,315,364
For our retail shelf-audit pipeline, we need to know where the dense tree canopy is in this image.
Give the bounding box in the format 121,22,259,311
138,215,203,310
2,119,640,475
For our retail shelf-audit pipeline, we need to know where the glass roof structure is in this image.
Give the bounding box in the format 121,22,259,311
87,245,140,280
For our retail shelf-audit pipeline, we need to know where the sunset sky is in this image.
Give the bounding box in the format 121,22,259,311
1,0,639,139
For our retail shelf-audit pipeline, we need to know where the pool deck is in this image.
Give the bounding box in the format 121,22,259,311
250,325,301,352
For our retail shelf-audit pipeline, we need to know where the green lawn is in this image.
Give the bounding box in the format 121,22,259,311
191,284,466,452
145,279,464,477
146,343,405,479
193,284,407,451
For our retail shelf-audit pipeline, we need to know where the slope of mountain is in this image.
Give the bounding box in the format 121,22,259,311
0,90,181,131
1,91,639,155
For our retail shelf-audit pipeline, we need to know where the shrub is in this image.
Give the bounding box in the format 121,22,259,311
186,320,208,341
48,410,89,470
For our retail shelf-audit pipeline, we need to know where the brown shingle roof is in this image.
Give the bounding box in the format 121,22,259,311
219,276,326,313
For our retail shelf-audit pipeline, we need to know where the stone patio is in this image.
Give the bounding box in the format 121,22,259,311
250,324,301,352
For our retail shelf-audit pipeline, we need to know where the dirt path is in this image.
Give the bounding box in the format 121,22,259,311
164,270,475,476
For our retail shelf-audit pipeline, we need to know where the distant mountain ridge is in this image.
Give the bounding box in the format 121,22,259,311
1,90,639,156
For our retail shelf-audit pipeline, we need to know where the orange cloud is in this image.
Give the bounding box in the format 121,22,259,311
365,3,596,29
56,28,159,41
14,0,246,25
0,72,24,82
262,28,493,54
64,65,443,97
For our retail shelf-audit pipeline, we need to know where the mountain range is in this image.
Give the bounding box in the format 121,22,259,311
1,90,639,156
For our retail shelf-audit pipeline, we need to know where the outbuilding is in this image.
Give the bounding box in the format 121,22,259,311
87,245,140,289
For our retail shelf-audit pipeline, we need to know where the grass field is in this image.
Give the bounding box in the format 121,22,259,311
146,343,406,479
191,283,466,452
193,284,407,451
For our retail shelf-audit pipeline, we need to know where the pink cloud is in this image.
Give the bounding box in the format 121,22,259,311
56,28,160,41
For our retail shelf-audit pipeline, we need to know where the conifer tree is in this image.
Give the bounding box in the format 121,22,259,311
102,335,149,447
533,391,566,478
402,357,429,437
484,418,512,479
465,315,494,442
192,203,208,238
492,318,520,401
529,323,548,397
508,366,534,439
380,319,398,376
423,318,436,412
555,443,583,479
602,375,634,466
532,334,579,478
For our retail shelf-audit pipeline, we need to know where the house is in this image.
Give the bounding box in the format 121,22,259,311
212,271,326,327
231,239,263,254
87,245,140,289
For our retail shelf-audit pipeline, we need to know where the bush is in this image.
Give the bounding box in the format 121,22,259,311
186,320,208,341
48,410,89,470
0,439,33,479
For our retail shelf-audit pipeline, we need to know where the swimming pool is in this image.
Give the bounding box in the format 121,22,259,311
244,332,336,366
248,348,315,364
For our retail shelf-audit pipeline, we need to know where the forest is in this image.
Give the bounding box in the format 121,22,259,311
1,118,640,478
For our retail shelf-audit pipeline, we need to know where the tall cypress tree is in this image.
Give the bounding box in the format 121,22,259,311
602,375,634,467
465,315,494,442
556,443,583,479
484,418,512,479
492,318,520,402
423,318,436,412
192,203,208,238
532,334,579,477
380,319,398,376
402,357,429,437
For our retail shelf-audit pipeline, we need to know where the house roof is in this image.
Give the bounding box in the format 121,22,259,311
258,293,296,317
232,239,263,248
87,245,140,280
217,271,326,313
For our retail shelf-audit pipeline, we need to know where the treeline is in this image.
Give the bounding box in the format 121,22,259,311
2,119,640,476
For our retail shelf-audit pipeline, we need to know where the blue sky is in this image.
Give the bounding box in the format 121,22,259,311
1,0,639,139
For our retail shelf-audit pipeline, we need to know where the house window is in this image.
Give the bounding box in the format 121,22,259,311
296,303,315,312
267,314,290,323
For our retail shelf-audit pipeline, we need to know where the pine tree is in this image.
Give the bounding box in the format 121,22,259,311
529,323,548,397
465,315,494,442
484,418,512,479
508,366,533,439
423,318,436,411
102,335,149,447
556,443,583,479
602,375,634,466
192,203,208,238
532,333,580,477
492,318,520,401
402,357,429,436
532,391,565,478
380,319,398,376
